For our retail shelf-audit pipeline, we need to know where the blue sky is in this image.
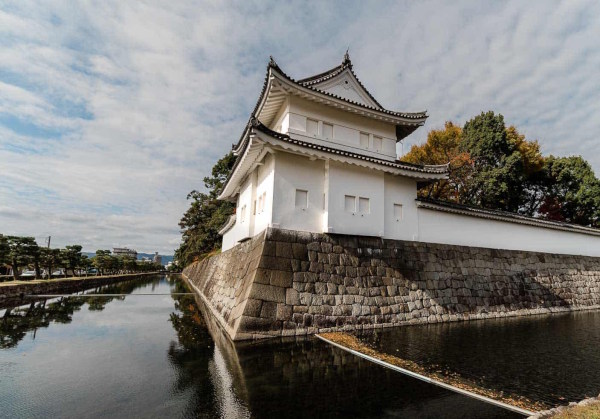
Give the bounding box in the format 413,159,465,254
1,0,599,254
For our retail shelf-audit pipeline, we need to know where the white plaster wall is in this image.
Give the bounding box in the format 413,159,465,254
221,176,254,250
384,174,419,240
271,153,325,232
327,161,385,237
283,97,397,160
418,208,600,257
221,228,238,251
221,154,275,251
253,153,275,235
310,70,380,108
322,83,370,106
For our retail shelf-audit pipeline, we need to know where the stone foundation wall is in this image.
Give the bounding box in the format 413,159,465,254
183,233,265,339
183,228,600,340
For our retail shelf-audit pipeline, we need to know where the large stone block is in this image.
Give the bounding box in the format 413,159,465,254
276,242,293,259
243,298,263,317
260,301,277,318
270,270,292,288
249,283,286,303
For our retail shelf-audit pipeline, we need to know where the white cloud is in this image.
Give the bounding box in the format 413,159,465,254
1,0,599,254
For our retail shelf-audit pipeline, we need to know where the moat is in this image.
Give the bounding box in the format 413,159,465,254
1,275,598,418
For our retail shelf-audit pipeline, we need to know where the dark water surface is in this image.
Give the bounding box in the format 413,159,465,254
1,275,517,418
358,311,600,409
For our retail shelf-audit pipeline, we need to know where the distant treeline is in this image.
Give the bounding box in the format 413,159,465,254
0,235,163,281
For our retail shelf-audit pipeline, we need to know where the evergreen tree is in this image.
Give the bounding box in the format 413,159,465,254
6,236,38,281
540,156,600,226
176,152,236,266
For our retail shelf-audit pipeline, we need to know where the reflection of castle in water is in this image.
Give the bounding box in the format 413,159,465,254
1,276,511,418
181,288,507,419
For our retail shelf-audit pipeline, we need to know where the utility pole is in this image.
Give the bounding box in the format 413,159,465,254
46,236,51,248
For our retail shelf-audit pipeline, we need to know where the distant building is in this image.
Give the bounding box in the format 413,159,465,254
112,247,138,259
153,252,162,265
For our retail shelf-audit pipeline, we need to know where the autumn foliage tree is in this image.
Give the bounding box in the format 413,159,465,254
402,122,472,202
402,111,600,227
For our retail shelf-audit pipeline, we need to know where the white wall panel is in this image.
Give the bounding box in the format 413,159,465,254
418,208,600,257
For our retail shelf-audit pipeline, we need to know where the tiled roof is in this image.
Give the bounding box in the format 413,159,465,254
232,55,427,153
270,56,427,120
250,118,448,175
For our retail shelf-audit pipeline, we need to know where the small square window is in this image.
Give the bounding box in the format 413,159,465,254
295,189,308,209
344,195,356,212
360,132,369,148
359,197,370,214
322,123,333,139
373,136,382,151
394,204,403,221
307,119,318,136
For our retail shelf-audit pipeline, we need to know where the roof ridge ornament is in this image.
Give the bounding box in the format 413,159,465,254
249,116,260,127
269,55,277,67
342,48,351,67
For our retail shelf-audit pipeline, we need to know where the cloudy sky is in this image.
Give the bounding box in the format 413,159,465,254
1,0,599,254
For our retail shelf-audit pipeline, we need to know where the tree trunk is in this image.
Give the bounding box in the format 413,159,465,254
11,258,18,281
34,261,41,279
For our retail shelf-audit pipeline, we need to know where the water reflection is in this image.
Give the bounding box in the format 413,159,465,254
358,311,600,408
0,276,518,418
0,276,160,349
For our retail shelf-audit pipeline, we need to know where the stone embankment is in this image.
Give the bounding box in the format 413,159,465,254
0,272,162,308
183,228,600,340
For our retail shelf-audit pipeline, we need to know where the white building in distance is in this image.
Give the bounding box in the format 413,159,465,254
219,54,600,257
112,247,138,259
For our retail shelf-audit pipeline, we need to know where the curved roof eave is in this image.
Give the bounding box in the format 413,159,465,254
220,118,448,200
231,57,428,152
268,60,428,121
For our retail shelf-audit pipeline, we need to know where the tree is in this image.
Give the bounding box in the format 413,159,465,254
79,255,91,276
29,243,42,279
40,248,62,279
402,122,472,201
0,235,9,273
402,110,600,228
92,250,112,276
122,256,137,273
176,152,236,266
505,126,546,216
6,236,38,281
540,156,600,226
62,245,83,277
459,111,527,212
